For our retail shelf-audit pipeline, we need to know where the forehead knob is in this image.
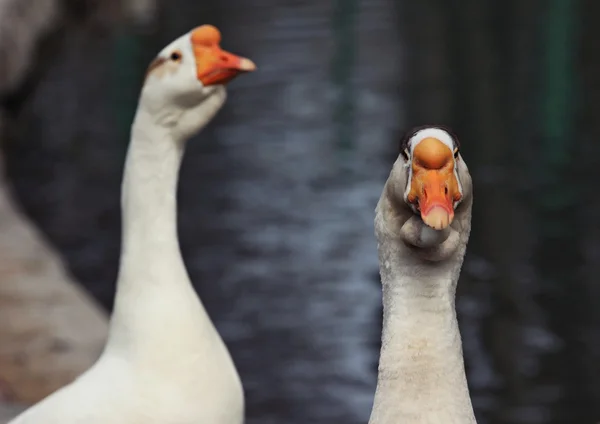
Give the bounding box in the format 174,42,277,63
413,137,453,169
191,25,222,46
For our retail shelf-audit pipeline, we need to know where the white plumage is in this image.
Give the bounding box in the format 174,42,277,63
10,25,255,424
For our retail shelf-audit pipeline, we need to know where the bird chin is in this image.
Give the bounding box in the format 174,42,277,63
400,214,451,249
417,224,445,248
400,214,461,262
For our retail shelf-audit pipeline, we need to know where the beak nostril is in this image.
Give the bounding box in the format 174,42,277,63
444,186,448,195
220,55,229,62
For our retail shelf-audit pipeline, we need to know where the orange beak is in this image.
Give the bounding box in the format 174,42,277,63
406,137,462,230
191,25,256,86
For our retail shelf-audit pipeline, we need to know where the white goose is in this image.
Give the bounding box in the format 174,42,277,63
369,126,476,423
9,25,256,424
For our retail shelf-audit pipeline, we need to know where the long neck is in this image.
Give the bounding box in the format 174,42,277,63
369,227,476,424
108,107,194,345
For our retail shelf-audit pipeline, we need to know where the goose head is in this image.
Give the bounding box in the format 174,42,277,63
139,24,256,138
378,125,472,258
399,125,469,230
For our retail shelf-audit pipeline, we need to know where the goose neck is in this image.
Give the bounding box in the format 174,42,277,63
369,234,476,424
111,109,190,314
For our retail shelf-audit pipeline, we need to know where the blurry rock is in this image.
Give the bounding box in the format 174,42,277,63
0,0,164,406
0,150,108,403
0,402,26,424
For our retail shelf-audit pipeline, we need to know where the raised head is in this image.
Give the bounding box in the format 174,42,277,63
402,127,463,230
376,125,472,261
139,25,256,136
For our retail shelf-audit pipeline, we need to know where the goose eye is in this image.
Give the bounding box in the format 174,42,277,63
401,148,410,161
170,51,182,62
453,147,459,159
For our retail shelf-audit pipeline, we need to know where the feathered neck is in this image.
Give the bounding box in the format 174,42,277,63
369,192,477,424
101,95,244,424
106,105,199,352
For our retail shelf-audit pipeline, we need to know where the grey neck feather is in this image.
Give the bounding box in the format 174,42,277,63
369,157,477,424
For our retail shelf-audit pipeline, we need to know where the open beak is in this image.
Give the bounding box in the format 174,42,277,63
191,25,256,86
406,137,462,230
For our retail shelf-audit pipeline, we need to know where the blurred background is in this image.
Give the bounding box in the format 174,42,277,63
0,0,599,423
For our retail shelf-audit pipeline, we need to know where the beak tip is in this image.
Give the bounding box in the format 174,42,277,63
239,58,257,72
421,206,452,231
